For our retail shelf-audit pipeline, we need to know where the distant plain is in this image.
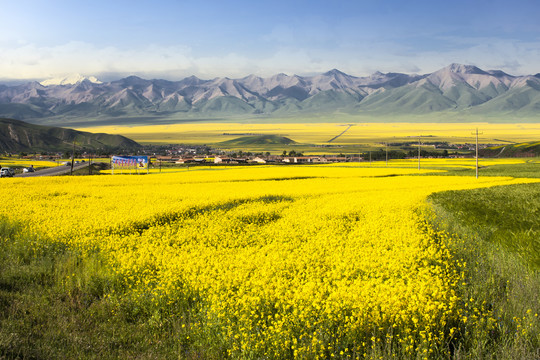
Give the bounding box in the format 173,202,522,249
76,119,540,154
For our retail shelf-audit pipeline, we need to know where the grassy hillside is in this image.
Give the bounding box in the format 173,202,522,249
0,103,51,119
0,118,141,152
354,82,457,114
480,141,540,157
219,134,297,146
428,182,540,358
429,183,540,268
468,81,540,116
299,90,363,113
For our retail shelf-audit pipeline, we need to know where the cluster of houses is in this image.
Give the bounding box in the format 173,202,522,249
154,155,353,165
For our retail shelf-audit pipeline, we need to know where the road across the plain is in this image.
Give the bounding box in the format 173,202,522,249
15,163,90,178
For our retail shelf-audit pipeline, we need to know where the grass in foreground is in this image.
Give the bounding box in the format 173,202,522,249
440,160,540,178
428,182,540,359
0,219,187,359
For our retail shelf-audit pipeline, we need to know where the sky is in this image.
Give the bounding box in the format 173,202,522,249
1,0,539,81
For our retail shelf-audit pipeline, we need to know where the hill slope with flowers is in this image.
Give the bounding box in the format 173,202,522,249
0,161,538,358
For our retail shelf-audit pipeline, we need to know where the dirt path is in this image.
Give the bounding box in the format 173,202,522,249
327,124,354,143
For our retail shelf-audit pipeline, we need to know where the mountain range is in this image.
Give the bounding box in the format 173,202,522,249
0,64,539,125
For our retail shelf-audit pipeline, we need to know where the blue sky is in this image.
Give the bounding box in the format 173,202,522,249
1,0,539,81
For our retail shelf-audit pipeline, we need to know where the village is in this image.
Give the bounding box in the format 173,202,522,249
4,138,534,172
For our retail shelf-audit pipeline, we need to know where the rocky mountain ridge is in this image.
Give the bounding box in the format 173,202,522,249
0,64,539,124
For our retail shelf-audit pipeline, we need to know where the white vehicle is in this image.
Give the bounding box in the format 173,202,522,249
23,166,35,173
0,167,15,177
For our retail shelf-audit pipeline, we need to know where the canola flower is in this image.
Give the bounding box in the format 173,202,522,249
0,164,537,358
0,157,58,168
76,122,540,146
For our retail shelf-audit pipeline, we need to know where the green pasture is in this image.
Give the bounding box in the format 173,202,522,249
427,181,540,359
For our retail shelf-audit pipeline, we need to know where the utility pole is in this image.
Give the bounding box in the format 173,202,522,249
472,128,483,179
70,141,75,175
385,142,388,166
418,136,421,170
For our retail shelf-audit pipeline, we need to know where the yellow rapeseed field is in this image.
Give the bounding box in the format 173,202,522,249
77,122,540,145
0,157,58,168
1,164,537,358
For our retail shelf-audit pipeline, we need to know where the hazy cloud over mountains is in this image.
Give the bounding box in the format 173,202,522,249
1,1,539,82
2,38,540,83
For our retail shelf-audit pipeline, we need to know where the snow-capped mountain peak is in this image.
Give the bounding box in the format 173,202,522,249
40,74,102,86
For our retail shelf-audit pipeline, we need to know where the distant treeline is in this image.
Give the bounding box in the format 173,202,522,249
362,149,456,160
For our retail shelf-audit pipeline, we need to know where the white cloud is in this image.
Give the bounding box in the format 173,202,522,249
0,41,347,80
0,37,539,82
0,42,196,80
402,38,540,76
